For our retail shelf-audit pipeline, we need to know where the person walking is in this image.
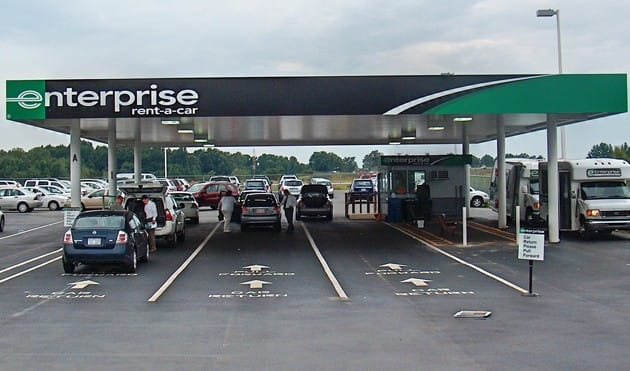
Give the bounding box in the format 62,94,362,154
142,194,158,252
282,189,296,232
218,190,236,232
110,195,124,210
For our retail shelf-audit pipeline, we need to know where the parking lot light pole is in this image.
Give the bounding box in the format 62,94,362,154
537,8,565,159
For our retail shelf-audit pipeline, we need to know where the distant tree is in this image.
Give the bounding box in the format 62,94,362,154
309,151,344,172
587,142,613,158
480,155,495,168
362,150,383,170
340,157,358,172
612,142,630,161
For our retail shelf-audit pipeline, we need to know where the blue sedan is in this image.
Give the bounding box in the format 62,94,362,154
62,210,149,273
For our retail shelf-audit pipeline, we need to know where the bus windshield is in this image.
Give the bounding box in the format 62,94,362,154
580,181,630,200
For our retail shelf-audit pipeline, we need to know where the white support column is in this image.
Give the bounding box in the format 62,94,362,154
70,120,82,208
547,114,560,243
496,117,507,229
107,119,117,197
134,120,142,183
462,126,471,217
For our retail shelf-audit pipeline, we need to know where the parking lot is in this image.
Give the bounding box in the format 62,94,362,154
1,197,629,370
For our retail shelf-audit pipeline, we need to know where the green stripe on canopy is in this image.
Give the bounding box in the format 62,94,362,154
426,74,627,114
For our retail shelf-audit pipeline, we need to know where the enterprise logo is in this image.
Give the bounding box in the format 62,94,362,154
6,80,200,119
6,90,44,109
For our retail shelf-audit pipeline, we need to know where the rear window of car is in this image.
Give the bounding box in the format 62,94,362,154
244,195,276,207
353,180,373,187
74,215,124,229
172,193,194,201
285,180,303,186
245,181,265,189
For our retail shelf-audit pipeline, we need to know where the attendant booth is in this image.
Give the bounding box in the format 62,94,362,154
378,155,472,223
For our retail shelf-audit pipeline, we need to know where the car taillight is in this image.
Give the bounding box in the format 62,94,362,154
533,202,540,210
273,206,280,212
192,203,198,209
116,231,128,244
242,206,249,213
165,209,173,221
63,230,73,244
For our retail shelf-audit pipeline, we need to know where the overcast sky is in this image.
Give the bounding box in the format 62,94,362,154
1,0,628,164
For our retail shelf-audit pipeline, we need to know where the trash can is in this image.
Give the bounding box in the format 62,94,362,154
386,197,402,222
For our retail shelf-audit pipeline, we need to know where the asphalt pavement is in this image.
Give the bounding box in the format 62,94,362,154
0,198,629,370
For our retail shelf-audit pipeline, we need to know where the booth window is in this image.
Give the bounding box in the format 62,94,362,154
390,170,426,195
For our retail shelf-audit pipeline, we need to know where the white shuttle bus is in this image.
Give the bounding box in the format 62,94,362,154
539,158,630,237
490,158,541,223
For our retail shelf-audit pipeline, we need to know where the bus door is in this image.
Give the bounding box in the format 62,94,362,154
559,171,572,230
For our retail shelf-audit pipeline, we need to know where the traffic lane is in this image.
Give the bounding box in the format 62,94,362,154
305,219,630,370
0,211,66,271
157,221,343,304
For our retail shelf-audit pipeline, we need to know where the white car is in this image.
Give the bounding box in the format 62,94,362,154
0,187,43,212
470,187,490,208
310,177,334,198
24,186,69,211
170,191,200,224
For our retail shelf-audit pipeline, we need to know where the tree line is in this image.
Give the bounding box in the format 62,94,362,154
1,142,627,182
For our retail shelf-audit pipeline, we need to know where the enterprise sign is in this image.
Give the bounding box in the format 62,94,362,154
586,168,622,177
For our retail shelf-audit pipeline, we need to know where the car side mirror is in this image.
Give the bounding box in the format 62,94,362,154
521,185,528,194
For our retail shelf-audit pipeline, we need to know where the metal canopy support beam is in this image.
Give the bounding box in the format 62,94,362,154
496,117,507,229
107,119,117,197
70,121,81,208
463,125,471,216
133,120,142,183
547,114,560,243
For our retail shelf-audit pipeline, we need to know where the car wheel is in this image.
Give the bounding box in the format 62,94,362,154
192,217,199,225
80,203,86,211
578,217,593,240
62,256,75,274
525,208,534,224
470,196,483,208
168,232,178,248
17,202,29,213
0,216,4,232
48,201,60,211
139,243,150,263
126,249,137,273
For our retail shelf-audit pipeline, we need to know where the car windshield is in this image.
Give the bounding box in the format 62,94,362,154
580,181,630,200
74,215,125,229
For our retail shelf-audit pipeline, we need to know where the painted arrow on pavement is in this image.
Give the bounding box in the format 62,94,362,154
380,263,406,271
401,278,431,287
240,280,271,289
243,264,270,273
68,280,99,290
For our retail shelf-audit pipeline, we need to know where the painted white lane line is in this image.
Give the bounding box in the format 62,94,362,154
0,256,62,284
148,222,221,302
302,223,349,301
0,221,64,240
387,222,529,295
0,248,63,275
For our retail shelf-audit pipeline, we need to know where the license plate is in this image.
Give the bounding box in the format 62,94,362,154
255,208,266,214
87,238,101,246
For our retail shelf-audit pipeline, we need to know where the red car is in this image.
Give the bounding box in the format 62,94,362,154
187,181,239,209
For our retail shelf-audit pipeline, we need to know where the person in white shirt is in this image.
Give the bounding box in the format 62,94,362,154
282,189,297,232
142,194,158,252
218,190,236,232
